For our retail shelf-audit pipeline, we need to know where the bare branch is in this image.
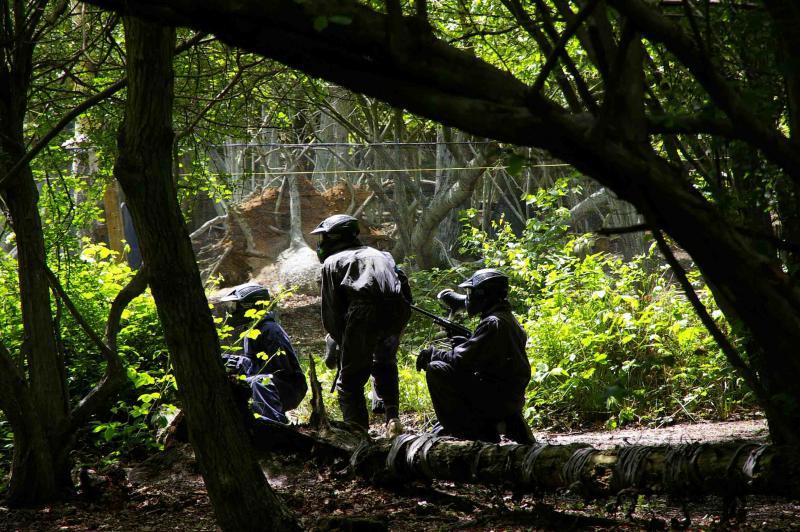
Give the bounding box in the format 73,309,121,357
499,0,596,112
646,113,736,137
608,0,800,178
43,265,117,364
68,265,150,432
0,78,126,190
596,223,647,235
650,227,766,400
104,265,150,353
0,31,207,190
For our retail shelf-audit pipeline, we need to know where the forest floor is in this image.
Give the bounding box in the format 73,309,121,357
3,297,799,531
2,418,798,531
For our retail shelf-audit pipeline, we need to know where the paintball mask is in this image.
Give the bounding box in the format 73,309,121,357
457,269,509,316
217,282,271,327
310,214,360,262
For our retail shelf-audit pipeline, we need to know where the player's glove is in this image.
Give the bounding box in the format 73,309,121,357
416,347,434,372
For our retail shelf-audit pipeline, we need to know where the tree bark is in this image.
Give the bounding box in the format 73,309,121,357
0,342,60,505
350,435,800,499
411,148,492,268
0,7,72,502
113,16,297,531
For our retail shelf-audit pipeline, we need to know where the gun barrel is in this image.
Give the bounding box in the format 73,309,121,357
411,305,471,337
410,304,440,321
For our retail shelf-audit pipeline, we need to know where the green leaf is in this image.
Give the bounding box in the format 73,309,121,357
506,154,525,176
242,328,261,340
313,16,329,32
329,15,352,25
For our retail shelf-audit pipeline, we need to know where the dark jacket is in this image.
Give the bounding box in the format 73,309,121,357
431,301,530,403
244,313,307,403
320,245,410,344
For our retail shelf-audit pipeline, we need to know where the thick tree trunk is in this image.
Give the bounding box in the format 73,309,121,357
113,17,297,531
0,343,60,505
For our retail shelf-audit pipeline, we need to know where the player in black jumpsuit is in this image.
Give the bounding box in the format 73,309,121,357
218,283,307,424
312,214,411,435
417,269,533,443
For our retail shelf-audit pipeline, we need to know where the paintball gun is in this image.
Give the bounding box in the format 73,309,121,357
411,304,471,339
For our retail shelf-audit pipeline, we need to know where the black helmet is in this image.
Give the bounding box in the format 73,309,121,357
458,269,509,316
310,214,360,237
458,268,509,292
218,282,271,310
312,214,361,262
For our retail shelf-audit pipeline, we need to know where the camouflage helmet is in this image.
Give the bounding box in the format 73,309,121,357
218,282,271,310
310,214,360,237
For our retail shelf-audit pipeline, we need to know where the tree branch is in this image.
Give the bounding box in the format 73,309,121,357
646,113,736,137
531,0,601,97
69,265,150,432
44,266,118,365
0,78,126,189
596,223,647,235
499,0,595,112
607,0,800,179
0,31,207,190
43,264,149,434
650,227,766,400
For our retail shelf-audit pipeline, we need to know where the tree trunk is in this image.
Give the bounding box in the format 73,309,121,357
0,22,72,500
0,342,61,505
104,180,126,257
113,17,297,531
410,148,491,268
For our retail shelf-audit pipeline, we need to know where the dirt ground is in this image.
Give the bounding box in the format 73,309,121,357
2,418,798,532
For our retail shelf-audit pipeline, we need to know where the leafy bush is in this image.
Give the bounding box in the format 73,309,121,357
401,180,754,430
0,241,174,465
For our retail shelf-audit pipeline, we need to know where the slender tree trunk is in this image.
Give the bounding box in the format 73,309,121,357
113,17,297,531
1,167,73,495
0,24,72,500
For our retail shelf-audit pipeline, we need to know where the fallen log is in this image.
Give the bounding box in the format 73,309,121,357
165,358,799,500
348,433,800,499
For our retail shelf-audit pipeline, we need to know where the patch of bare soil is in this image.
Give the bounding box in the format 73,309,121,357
535,419,770,449
3,419,798,531
0,452,216,531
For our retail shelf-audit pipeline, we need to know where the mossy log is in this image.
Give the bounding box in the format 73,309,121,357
348,434,800,499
